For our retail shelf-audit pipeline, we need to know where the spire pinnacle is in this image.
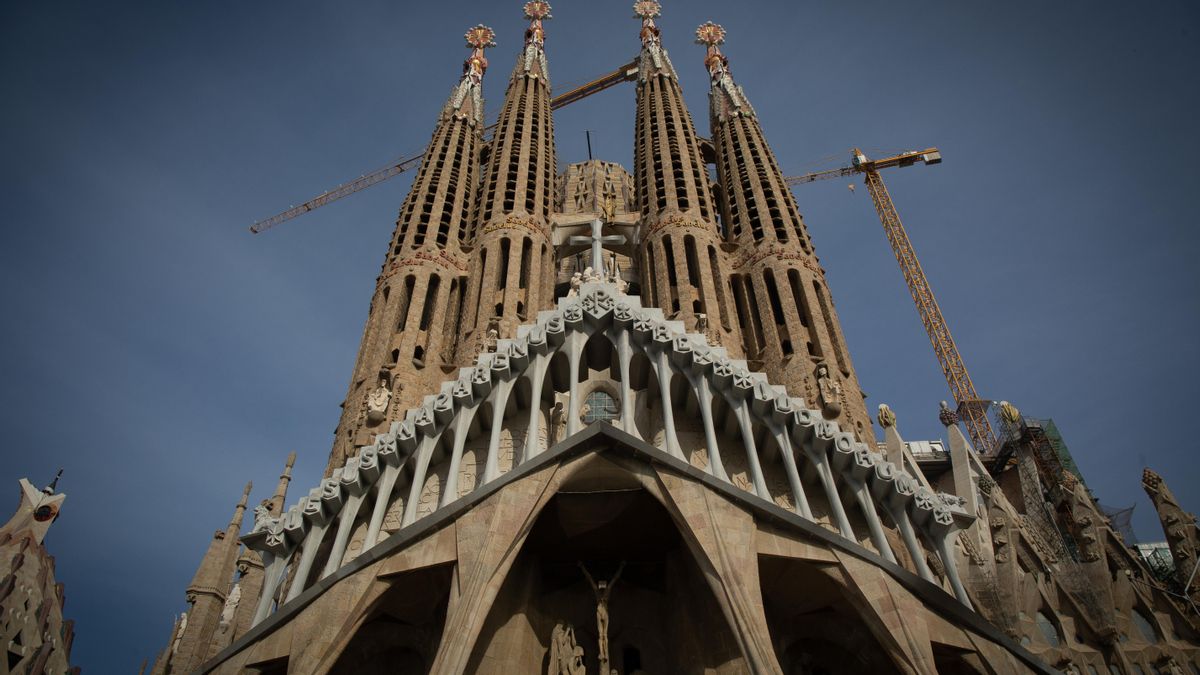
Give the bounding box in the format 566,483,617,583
695,21,729,78
43,468,63,495
634,1,662,46
463,24,496,79
523,1,552,45
517,2,552,79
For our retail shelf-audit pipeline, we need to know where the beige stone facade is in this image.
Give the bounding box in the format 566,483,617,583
0,478,76,674
153,3,1200,674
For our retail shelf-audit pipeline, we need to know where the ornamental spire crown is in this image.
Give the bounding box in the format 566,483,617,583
445,24,495,124
633,1,662,46
516,1,552,79
696,21,753,118
695,21,729,78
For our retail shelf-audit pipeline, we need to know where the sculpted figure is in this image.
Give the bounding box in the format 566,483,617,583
815,363,842,419
365,376,391,424
567,272,583,298
251,502,272,533
548,621,585,675
579,561,625,674
582,266,601,283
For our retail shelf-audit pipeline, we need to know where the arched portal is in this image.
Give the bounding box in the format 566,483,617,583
327,563,453,675
464,461,745,673
759,556,902,674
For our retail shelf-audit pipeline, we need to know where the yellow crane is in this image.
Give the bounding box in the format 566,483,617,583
785,149,998,456
249,60,639,234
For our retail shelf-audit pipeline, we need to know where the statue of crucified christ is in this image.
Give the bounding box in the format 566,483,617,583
578,560,625,674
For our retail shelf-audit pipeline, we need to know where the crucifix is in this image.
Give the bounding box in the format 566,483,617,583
578,560,625,675
568,217,625,280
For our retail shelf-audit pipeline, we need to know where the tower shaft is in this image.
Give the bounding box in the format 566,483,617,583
461,5,557,358
326,28,494,471
698,23,872,437
632,7,741,351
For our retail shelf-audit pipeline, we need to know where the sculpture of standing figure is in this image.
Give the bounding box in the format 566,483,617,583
568,272,583,298
548,621,585,675
365,376,391,424
579,560,625,675
815,363,843,419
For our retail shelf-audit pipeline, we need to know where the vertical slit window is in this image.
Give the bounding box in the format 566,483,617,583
662,236,678,288
498,238,511,289
519,238,532,289
683,236,701,288
814,280,849,375
708,246,731,330
419,275,440,331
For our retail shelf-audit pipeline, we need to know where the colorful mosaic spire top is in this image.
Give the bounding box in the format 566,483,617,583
634,1,662,45
696,21,729,76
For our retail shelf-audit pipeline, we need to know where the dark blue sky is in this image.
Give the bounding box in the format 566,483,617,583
2,1,1198,671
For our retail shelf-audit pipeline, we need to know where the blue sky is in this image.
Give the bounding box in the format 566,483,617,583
2,0,1198,671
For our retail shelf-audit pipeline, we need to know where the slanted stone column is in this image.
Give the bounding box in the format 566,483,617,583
1143,467,1200,604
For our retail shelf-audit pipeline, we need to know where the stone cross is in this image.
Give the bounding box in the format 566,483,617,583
568,218,625,277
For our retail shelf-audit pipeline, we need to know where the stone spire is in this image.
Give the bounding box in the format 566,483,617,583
267,451,295,516
326,26,495,471
633,2,742,351
461,1,558,357
164,482,252,674
1142,468,1200,602
697,23,872,439
0,477,75,673
214,453,297,654
0,477,67,546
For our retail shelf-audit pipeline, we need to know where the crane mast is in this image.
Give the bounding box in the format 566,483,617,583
856,155,996,455
785,148,997,456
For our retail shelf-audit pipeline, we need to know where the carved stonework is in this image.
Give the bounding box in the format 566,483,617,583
815,363,843,419
1142,468,1200,598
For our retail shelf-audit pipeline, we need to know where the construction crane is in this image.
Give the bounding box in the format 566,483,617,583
785,148,998,457
250,60,639,234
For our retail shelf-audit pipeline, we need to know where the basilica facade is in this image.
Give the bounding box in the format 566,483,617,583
150,3,1200,673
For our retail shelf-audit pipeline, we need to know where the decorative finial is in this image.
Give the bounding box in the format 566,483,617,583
877,404,896,429
464,24,497,50
523,1,552,21
998,400,1021,426
694,21,726,47
42,468,63,495
633,0,661,20
634,1,662,47
938,401,958,427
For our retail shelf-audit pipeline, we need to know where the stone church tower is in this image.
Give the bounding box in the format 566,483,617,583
154,3,1200,674
0,475,77,674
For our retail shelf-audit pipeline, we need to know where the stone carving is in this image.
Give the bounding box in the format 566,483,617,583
567,272,583,298
245,280,978,618
976,475,997,499
579,560,625,675
171,612,187,655
1142,468,1199,597
548,621,585,675
251,502,272,534
815,363,842,419
991,510,1011,563
938,401,958,427
485,328,499,353
877,403,896,429
365,377,391,425
217,583,241,635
